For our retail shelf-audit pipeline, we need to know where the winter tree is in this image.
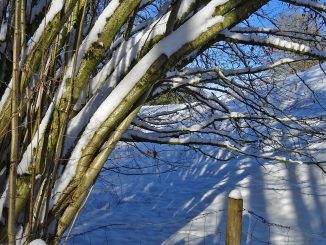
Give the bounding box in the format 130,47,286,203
0,0,325,244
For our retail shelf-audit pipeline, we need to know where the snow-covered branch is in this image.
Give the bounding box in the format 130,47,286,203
220,30,326,59
281,0,326,12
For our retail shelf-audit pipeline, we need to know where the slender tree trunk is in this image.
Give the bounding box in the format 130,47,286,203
8,0,21,243
20,0,26,54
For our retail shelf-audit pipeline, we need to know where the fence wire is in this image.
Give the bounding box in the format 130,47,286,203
61,206,326,245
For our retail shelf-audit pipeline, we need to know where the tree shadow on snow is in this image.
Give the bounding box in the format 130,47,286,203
66,144,326,245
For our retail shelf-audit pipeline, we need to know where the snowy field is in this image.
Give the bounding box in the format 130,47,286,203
64,64,326,245
64,144,326,245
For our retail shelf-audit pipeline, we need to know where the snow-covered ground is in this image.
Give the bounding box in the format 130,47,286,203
64,64,326,245
65,144,326,245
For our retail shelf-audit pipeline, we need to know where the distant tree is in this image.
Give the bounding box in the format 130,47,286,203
0,0,325,244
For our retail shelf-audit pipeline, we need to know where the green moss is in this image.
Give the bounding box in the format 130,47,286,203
148,90,186,105
15,176,31,216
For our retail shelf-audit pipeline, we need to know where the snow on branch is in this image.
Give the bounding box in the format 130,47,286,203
230,27,325,43
0,20,7,42
64,0,121,79
168,58,304,79
66,11,175,151
53,0,230,205
125,129,240,151
220,30,326,59
177,0,197,19
151,58,307,101
123,130,324,165
27,0,65,53
74,9,172,110
281,0,326,12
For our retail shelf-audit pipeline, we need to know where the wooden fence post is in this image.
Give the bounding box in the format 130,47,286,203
226,189,243,245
